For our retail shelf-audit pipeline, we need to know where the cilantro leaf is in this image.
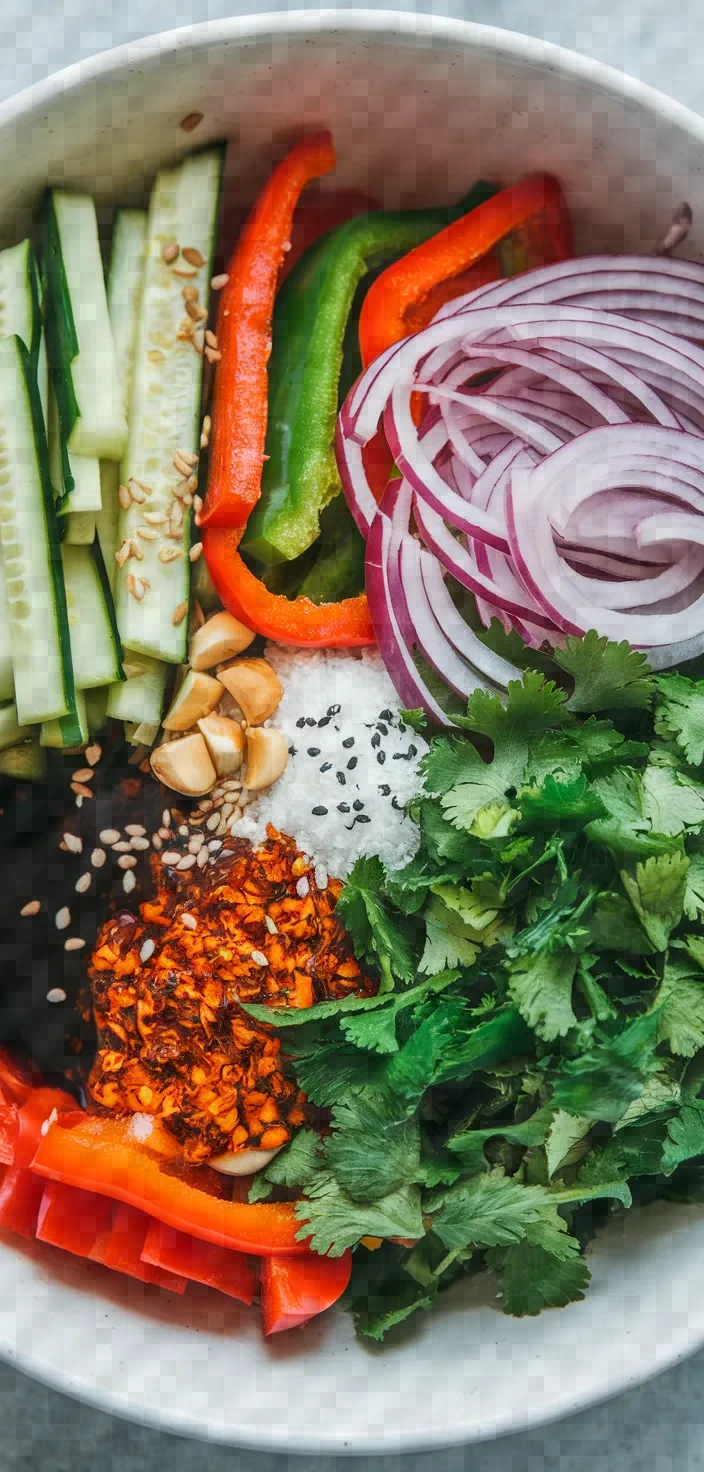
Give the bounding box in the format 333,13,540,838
586,891,653,954
447,1104,553,1171
591,768,648,829
507,950,578,1041
295,1179,425,1256
325,1097,422,1201
399,708,427,734
662,1101,704,1173
420,895,482,974
493,1242,590,1316
552,1010,661,1122
430,1169,566,1251
684,853,704,921
426,673,565,829
655,673,704,767
518,773,606,828
336,855,417,988
656,961,704,1057
247,1127,325,1202
554,632,654,714
641,764,704,836
545,1110,591,1177
620,852,689,951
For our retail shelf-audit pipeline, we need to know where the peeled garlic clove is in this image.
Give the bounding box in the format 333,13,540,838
244,726,288,791
189,610,255,671
150,732,216,796
217,657,283,726
210,1145,284,1176
197,713,246,777
162,669,223,731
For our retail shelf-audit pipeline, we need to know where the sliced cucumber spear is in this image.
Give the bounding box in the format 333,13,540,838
44,190,128,469
97,209,148,583
0,336,78,726
114,147,223,665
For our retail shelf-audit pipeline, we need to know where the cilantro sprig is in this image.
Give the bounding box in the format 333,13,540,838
257,636,704,1339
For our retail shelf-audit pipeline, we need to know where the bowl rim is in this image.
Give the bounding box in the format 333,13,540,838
2,7,704,1452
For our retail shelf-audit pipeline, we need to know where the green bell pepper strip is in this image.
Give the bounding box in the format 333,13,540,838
240,182,498,567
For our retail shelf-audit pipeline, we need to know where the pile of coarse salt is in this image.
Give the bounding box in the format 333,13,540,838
232,645,428,880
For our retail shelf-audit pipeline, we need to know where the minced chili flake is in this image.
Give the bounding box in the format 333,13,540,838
87,827,376,1163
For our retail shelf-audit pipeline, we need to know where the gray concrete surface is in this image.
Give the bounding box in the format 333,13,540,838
2,0,704,1466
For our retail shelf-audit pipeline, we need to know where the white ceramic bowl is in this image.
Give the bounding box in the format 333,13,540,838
3,10,704,1453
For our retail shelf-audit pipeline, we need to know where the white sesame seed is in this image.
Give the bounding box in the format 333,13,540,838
220,849,235,859
208,839,222,853
189,543,203,563
196,845,209,869
85,744,102,767
206,813,220,832
296,876,310,899
222,779,242,792
55,907,71,931
75,795,84,809
91,848,106,869
177,854,196,871
62,833,83,858
220,802,234,823
188,835,205,853
265,915,278,935
112,841,131,853
158,827,172,841
315,866,328,891
161,852,181,866
130,836,150,851
162,810,171,828
181,912,197,930
20,900,40,917
100,829,120,845
46,988,67,1004
151,833,162,850
117,855,137,870
212,787,225,800
123,871,136,894
197,799,214,813
178,825,189,838
75,873,91,894
251,950,268,968
64,937,86,952
210,273,229,290
140,939,155,963
72,768,94,783
125,824,146,837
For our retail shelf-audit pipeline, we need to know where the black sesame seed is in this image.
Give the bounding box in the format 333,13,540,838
371,733,381,749
399,721,406,733
377,722,388,736
317,716,331,728
312,806,328,816
296,717,306,729
327,704,341,717
336,771,346,785
356,814,371,824
337,802,350,813
307,747,321,757
379,784,391,796
353,799,364,811
320,762,332,773
288,745,297,757
392,796,403,810
377,750,386,765
346,756,358,770
342,736,354,749
380,709,393,721
409,745,417,757
305,717,316,727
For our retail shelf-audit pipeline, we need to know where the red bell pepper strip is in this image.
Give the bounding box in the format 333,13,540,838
0,1103,16,1164
13,1086,77,1167
31,1112,310,1256
36,1179,113,1258
280,189,380,282
201,132,337,532
0,1168,45,1239
141,1219,257,1305
359,173,572,366
101,1203,188,1294
202,525,374,647
260,1250,352,1335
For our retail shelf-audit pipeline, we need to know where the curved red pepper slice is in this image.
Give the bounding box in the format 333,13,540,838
203,525,374,647
260,1249,352,1334
141,1218,257,1305
201,132,337,532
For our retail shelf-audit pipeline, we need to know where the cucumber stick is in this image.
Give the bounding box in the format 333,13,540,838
41,687,88,748
115,148,223,664
107,652,167,726
97,211,148,584
0,703,30,750
0,336,77,725
61,541,123,688
44,190,127,467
